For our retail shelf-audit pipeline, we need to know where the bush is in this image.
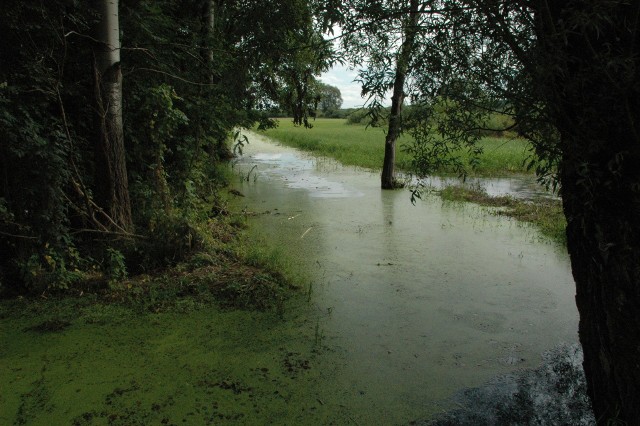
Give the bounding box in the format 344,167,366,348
123,214,205,275
346,108,372,125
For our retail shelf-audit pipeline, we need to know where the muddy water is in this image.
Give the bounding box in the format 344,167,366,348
232,132,580,423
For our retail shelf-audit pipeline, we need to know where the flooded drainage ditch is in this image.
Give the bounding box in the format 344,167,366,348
231,131,594,424
0,131,594,425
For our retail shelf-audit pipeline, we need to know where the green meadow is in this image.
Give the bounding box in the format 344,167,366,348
260,118,533,176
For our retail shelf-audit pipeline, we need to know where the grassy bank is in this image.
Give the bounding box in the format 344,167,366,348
6,212,300,312
0,206,331,424
261,118,532,176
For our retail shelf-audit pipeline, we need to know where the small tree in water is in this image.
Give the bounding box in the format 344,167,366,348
325,0,427,189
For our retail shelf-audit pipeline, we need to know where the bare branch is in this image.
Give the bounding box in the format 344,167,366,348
0,230,37,240
135,67,216,86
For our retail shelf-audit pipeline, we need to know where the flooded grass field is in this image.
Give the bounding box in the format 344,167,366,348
228,132,588,423
0,132,592,424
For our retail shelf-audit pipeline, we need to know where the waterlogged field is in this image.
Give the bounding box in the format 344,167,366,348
260,118,565,245
260,118,533,175
225,133,586,423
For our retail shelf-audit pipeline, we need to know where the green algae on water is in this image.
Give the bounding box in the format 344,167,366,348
1,298,354,425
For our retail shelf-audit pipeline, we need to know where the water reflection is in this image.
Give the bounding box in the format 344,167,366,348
425,344,594,425
232,132,580,424
418,175,558,201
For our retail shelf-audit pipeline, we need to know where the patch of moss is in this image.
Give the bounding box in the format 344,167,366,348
0,208,350,424
24,319,71,333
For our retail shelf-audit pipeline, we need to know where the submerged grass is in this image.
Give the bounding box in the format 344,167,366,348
439,185,567,245
261,118,532,176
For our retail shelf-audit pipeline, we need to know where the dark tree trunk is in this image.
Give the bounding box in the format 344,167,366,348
381,0,420,189
200,0,216,84
561,150,640,424
381,82,404,189
93,0,133,232
534,2,640,422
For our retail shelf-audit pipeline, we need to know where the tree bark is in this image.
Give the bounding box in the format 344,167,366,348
561,150,640,424
534,2,640,422
201,0,216,84
93,0,133,232
381,0,420,189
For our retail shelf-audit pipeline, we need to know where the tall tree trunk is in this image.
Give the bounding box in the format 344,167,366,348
535,2,640,422
201,0,216,84
200,0,231,158
381,0,420,189
93,0,133,232
560,148,640,424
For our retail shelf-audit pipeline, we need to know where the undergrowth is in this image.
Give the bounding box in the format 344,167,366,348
1,212,299,318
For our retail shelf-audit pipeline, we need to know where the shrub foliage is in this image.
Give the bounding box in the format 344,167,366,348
0,0,329,295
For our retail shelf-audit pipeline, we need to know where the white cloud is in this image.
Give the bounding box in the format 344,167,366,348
319,64,365,109
320,26,391,109
319,63,392,109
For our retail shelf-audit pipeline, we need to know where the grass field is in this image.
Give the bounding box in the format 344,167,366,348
260,118,533,176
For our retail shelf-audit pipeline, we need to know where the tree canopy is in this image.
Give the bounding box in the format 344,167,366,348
0,0,330,294
317,82,344,113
